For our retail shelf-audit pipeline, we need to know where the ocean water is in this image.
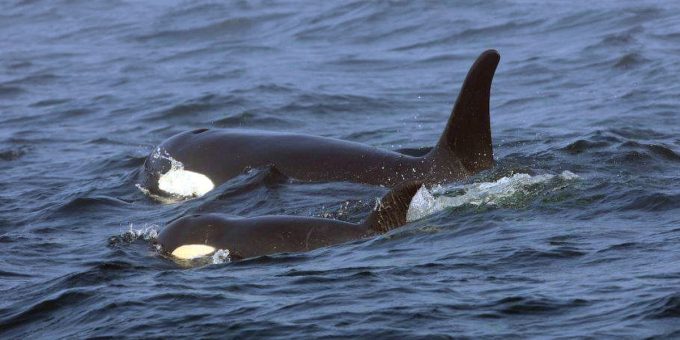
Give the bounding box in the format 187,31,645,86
1,0,680,338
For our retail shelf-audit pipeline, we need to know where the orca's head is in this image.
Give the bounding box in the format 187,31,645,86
138,146,214,199
138,147,173,195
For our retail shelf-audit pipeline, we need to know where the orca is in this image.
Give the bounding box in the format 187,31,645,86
140,50,500,199
156,181,423,261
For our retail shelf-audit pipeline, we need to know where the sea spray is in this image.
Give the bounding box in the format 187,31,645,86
407,171,579,221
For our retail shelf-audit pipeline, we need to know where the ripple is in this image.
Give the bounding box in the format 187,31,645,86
500,247,587,264
212,111,295,128
493,296,590,315
0,270,31,278
613,52,650,69
601,30,639,46
279,93,392,116
0,290,94,332
645,144,680,161
165,95,241,116
393,19,543,51
647,293,680,318
143,94,247,122
29,98,71,107
0,147,28,161
52,196,132,216
619,193,680,212
2,1,680,338
5,73,59,86
0,85,25,98
135,12,291,43
562,139,611,154
596,242,644,253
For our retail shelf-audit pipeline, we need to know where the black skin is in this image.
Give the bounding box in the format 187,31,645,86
141,50,500,197
158,214,370,261
157,181,423,261
149,128,465,185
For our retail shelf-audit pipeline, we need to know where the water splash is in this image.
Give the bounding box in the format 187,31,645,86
406,171,580,222
212,249,231,264
109,223,160,246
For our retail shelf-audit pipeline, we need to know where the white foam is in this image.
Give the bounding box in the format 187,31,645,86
406,171,580,222
212,249,231,264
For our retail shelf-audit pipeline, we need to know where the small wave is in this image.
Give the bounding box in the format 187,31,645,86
646,144,680,161
5,73,59,86
608,142,680,168
493,296,589,315
135,12,290,44
647,293,680,319
278,93,392,117
28,98,71,107
618,141,680,162
393,19,542,52
145,94,247,122
231,83,295,95
609,127,668,140
0,290,94,331
0,85,25,98
561,130,680,169
613,52,649,70
407,171,579,221
584,26,642,52
0,147,28,161
0,270,31,278
54,196,131,215
212,111,294,128
619,192,680,212
53,108,92,120
501,247,587,263
597,242,641,253
601,31,638,46
562,139,611,154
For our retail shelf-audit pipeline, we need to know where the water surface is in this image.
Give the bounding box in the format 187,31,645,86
1,1,679,338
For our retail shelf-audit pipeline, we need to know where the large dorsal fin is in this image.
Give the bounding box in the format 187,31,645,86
435,49,499,173
363,181,423,234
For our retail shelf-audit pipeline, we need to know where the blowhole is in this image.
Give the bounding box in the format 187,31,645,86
192,128,209,134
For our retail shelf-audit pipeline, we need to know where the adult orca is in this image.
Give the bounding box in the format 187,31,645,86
157,181,422,261
140,50,500,198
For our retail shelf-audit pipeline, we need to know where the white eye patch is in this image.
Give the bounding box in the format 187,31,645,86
158,169,215,198
171,244,216,259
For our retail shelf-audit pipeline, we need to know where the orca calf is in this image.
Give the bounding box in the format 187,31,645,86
140,50,500,198
157,181,422,261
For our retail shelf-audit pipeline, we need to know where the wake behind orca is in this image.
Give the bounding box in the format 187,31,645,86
140,50,500,199
157,181,422,261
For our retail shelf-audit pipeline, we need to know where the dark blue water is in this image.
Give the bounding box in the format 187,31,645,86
2,1,680,338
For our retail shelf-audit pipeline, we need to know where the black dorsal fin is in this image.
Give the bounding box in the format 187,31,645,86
435,49,500,173
363,181,424,234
